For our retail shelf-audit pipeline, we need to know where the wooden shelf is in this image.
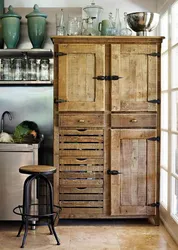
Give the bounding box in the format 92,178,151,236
0,49,53,59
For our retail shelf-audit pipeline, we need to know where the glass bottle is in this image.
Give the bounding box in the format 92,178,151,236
13,58,23,80
22,54,29,81
28,58,37,81
40,59,50,81
120,12,132,36
2,58,12,80
114,8,121,35
56,9,66,35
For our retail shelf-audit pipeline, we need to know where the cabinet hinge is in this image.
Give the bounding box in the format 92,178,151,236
147,202,160,207
55,52,67,57
147,52,160,57
147,136,160,142
148,99,160,104
54,98,67,103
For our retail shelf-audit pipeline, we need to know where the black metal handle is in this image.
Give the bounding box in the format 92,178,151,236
54,98,67,103
107,170,122,175
93,75,105,80
147,202,160,207
93,75,122,81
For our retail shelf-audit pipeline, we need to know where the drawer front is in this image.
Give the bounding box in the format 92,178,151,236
59,129,104,157
59,114,104,127
111,113,157,128
59,157,104,214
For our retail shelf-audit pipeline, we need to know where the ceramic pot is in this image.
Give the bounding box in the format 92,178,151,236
26,4,47,49
0,0,4,49
2,5,21,49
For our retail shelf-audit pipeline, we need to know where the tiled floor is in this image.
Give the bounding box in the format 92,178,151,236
0,219,178,250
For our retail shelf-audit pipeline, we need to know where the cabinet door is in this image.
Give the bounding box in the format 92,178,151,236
57,44,105,111
111,44,159,112
110,129,158,216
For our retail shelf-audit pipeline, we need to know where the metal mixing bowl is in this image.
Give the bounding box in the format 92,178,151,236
126,12,160,36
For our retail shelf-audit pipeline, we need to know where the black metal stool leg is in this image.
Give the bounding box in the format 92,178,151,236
17,221,24,237
48,223,53,235
20,174,36,248
42,175,60,245
50,217,60,245
21,217,29,248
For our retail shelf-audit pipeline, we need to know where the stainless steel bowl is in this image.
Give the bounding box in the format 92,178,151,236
127,12,160,36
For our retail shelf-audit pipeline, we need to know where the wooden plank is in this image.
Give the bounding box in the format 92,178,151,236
147,136,157,215
60,194,103,200
59,136,104,143
60,165,103,172
59,179,103,187
60,201,103,207
59,129,104,135
59,143,103,150
59,172,103,179
59,187,103,194
59,158,104,165
60,207,103,215
120,206,147,215
148,44,158,112
110,130,121,215
59,149,104,157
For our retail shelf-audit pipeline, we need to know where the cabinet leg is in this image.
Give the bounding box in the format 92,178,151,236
148,215,160,226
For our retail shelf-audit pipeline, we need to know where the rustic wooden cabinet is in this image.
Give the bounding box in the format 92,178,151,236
52,36,163,224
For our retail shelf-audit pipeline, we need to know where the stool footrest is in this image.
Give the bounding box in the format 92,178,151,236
13,204,62,220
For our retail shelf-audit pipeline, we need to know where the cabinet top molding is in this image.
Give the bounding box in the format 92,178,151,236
51,36,164,44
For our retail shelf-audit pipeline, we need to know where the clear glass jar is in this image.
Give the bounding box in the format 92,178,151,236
22,55,29,81
28,58,37,81
40,59,50,81
2,58,12,80
13,58,23,80
67,16,82,35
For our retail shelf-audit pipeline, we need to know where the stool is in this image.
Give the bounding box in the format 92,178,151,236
13,165,61,248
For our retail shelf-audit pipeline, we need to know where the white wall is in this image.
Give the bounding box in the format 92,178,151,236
5,0,157,20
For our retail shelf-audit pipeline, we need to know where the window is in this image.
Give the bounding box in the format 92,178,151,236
160,1,178,225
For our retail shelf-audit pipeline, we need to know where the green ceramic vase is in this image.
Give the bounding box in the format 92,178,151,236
26,4,47,49
2,5,21,49
0,0,4,49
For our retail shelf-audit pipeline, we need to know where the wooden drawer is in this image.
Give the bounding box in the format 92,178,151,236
59,129,104,157
59,114,104,127
111,113,157,128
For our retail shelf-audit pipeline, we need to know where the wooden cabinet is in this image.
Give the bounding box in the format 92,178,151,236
52,36,163,223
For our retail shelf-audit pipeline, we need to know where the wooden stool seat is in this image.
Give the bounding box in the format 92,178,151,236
19,165,56,175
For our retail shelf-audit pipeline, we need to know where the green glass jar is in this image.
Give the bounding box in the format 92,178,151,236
26,4,47,49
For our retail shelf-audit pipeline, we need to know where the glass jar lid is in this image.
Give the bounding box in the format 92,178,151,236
83,1,103,18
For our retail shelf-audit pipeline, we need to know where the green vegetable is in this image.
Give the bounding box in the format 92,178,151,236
13,120,39,143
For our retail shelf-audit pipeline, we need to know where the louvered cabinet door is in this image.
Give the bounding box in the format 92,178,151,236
111,44,160,112
110,129,158,216
56,44,105,111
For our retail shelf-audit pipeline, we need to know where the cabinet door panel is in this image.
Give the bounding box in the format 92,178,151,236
111,44,159,112
58,44,105,111
110,129,158,216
